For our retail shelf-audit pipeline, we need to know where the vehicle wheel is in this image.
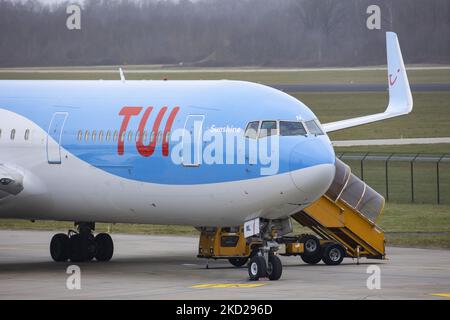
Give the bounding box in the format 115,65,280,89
300,252,322,264
50,233,70,262
301,235,321,256
95,233,114,262
322,243,345,265
248,256,267,281
228,257,248,267
267,255,282,281
86,234,96,261
69,234,87,262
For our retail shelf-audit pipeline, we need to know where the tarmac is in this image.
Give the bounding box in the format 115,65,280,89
0,230,449,300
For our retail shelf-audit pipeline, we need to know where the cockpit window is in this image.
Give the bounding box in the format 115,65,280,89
280,121,307,136
305,120,324,135
259,121,277,138
244,121,260,139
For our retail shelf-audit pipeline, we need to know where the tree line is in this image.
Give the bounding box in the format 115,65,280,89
0,0,448,67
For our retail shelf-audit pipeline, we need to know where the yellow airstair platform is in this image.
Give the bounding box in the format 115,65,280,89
292,158,386,260
197,158,386,266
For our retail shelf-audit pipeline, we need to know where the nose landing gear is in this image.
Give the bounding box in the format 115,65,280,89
50,222,114,263
247,218,291,281
248,246,283,281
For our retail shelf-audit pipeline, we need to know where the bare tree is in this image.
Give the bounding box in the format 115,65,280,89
0,0,448,67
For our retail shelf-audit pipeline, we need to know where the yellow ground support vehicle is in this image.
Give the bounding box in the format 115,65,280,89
296,157,386,262
197,228,343,266
197,226,262,267
197,158,386,267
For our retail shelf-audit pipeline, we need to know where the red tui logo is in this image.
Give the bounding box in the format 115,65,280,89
389,68,400,86
118,106,180,157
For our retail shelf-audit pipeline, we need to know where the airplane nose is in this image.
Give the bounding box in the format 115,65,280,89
289,138,335,201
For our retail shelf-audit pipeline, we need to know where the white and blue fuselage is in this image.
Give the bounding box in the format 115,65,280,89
0,80,336,226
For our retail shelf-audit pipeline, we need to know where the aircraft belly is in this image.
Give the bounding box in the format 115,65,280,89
0,142,318,226
34,151,314,226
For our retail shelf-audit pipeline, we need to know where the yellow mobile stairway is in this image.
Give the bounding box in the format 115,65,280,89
198,158,386,266
292,157,386,261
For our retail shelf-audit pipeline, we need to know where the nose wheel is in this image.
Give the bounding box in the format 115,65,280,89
50,222,114,263
248,256,266,281
248,253,282,281
246,218,290,281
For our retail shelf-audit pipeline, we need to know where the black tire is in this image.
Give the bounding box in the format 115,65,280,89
300,235,321,256
300,252,322,264
248,256,267,281
228,257,248,267
86,234,96,261
322,243,345,265
95,233,114,262
69,234,85,262
50,233,70,262
267,255,282,281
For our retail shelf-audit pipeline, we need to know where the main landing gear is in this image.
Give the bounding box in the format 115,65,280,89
50,222,114,262
247,218,291,281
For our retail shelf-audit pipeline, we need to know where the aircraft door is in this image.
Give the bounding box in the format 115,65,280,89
47,112,68,164
182,115,204,167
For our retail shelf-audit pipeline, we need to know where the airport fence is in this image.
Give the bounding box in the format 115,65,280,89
336,153,450,205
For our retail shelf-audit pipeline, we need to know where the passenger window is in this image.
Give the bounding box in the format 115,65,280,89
150,131,155,143
135,131,140,142
259,121,277,138
114,130,119,142
305,120,324,135
280,121,307,136
157,130,162,143
10,129,16,140
143,131,148,144
84,130,90,142
106,130,111,142
120,131,125,142
77,130,82,141
127,131,133,142
244,121,260,139
24,129,30,140
92,130,97,142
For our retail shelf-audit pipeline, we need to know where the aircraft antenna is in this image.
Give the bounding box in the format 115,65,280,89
119,68,126,83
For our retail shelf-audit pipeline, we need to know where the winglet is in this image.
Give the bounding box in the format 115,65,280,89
385,32,413,115
322,32,413,133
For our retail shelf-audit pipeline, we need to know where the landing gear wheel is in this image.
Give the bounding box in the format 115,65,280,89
50,233,70,262
228,257,248,267
267,255,282,281
322,243,345,265
86,234,96,261
301,235,321,256
95,233,114,262
69,234,85,262
248,256,267,281
68,233,96,262
300,252,322,264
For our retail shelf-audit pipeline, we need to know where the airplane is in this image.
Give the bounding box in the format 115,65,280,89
0,32,412,280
